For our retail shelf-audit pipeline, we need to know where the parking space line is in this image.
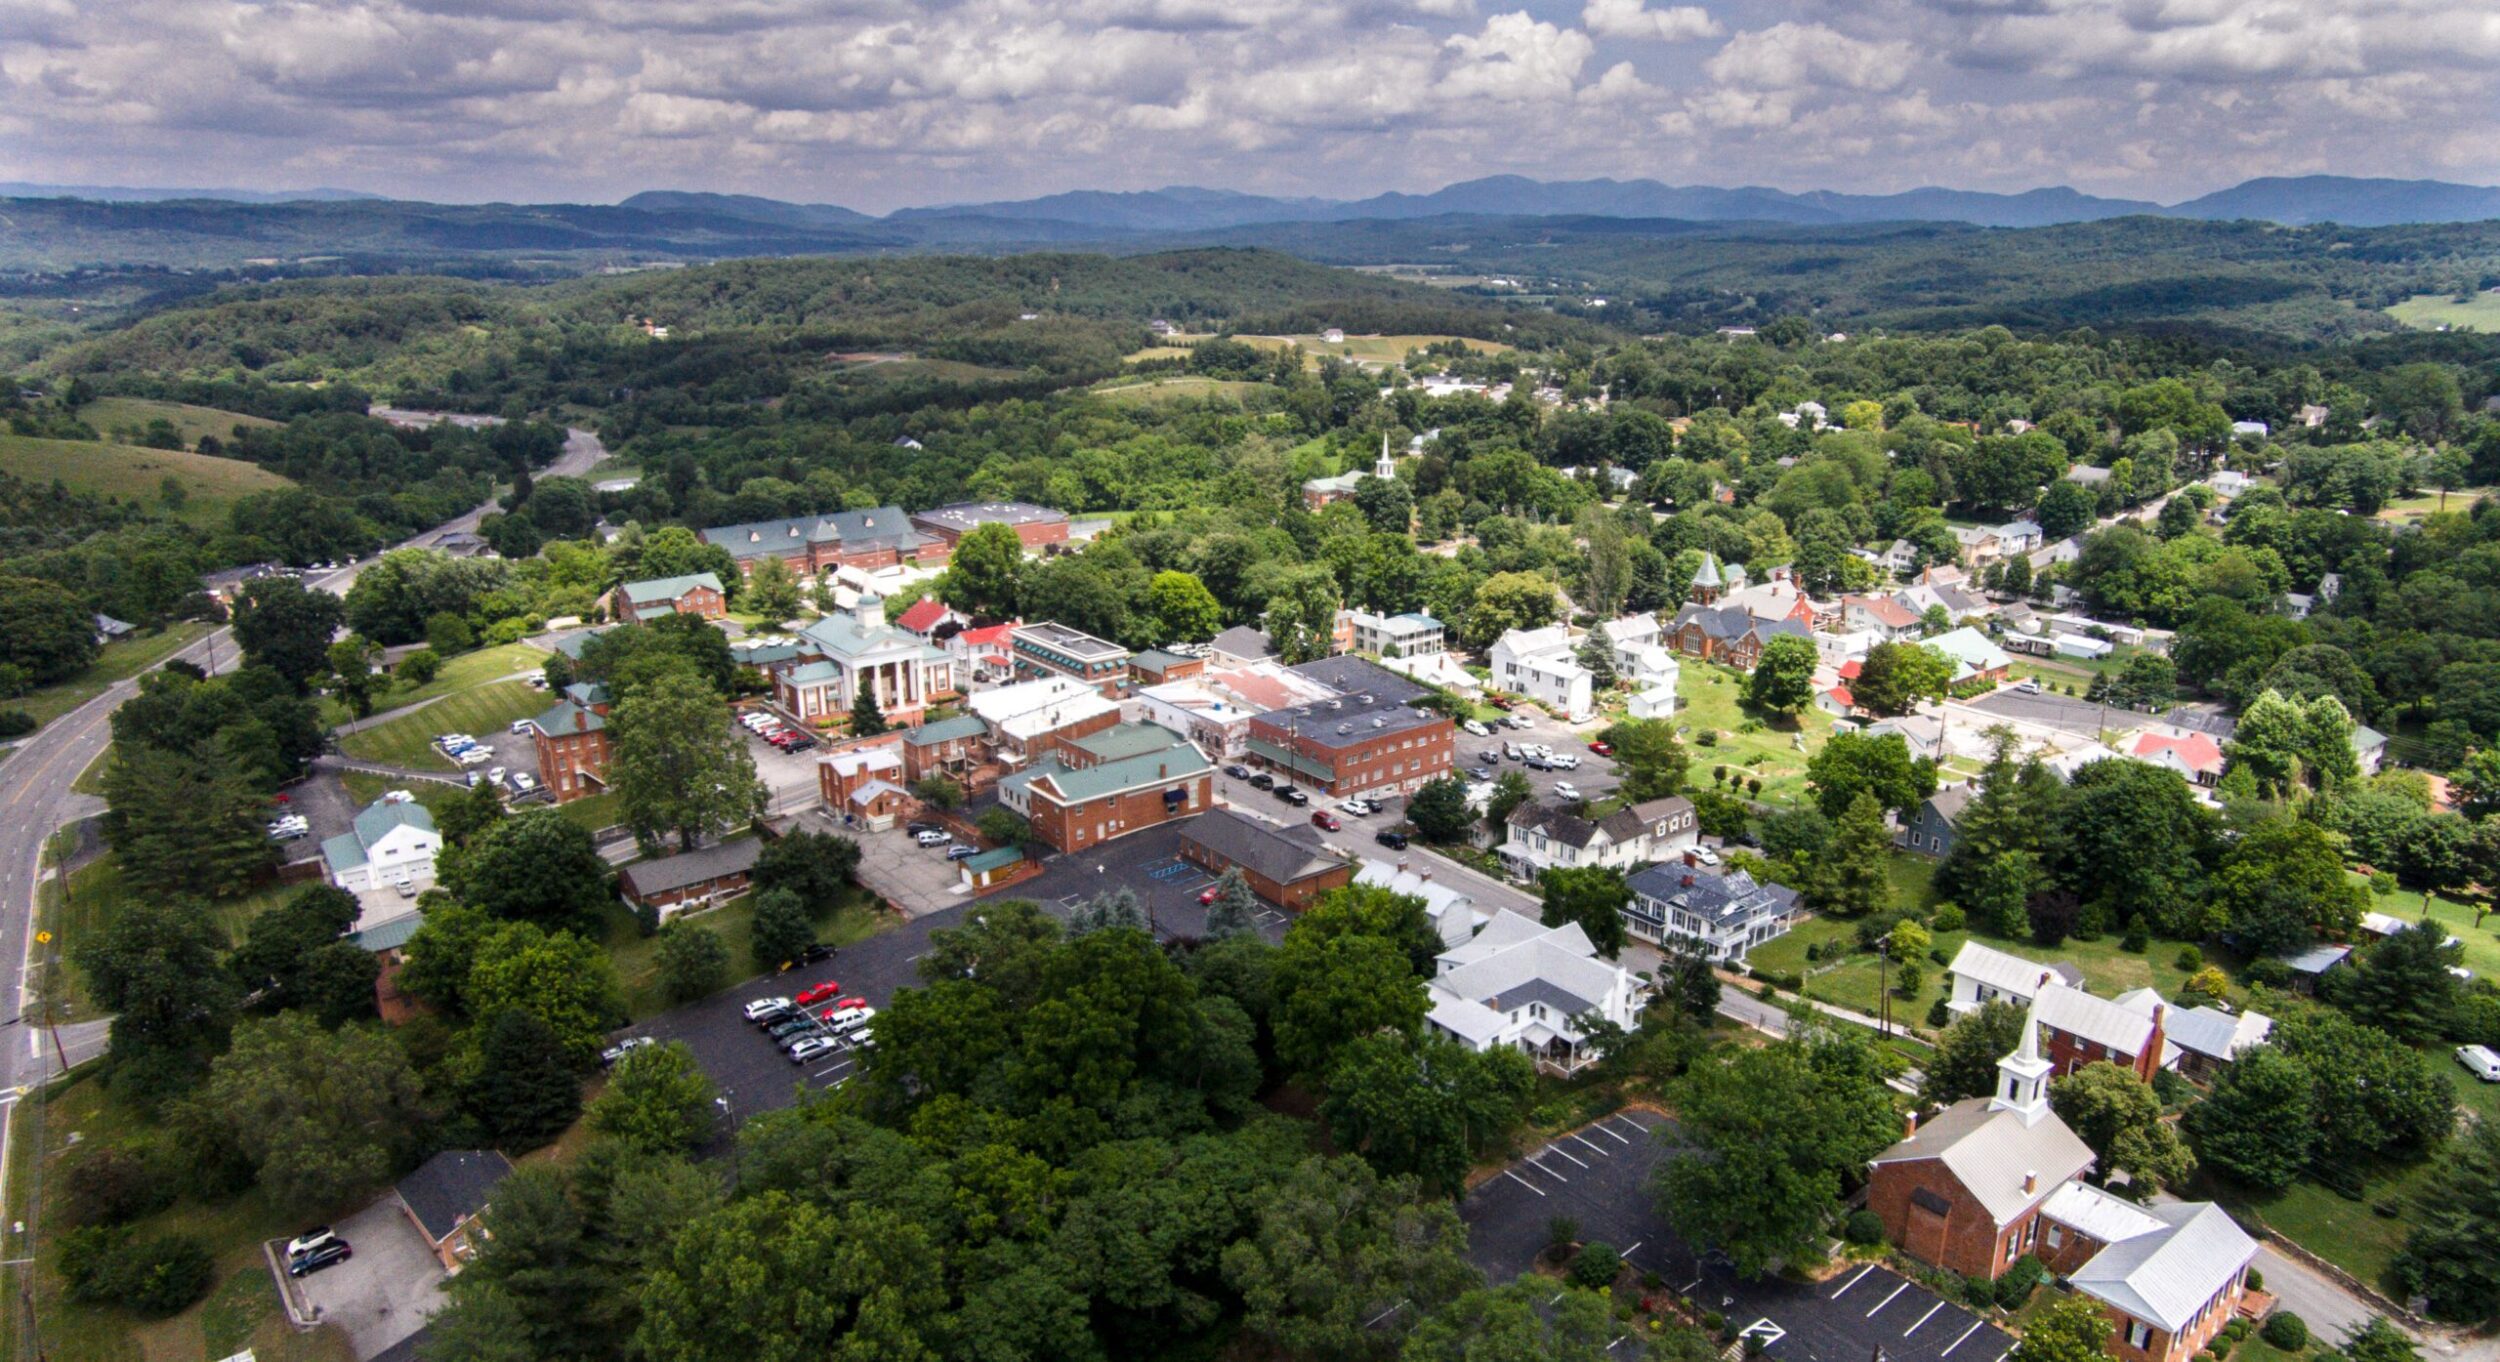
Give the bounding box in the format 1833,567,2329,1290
1503,1170,1547,1196
1866,1281,1909,1318
1990,1348,2016,1362
1831,1265,1877,1299
1570,1132,1611,1157
1527,1157,1569,1183
1940,1321,1986,1355
1905,1301,1947,1335
1595,1120,1635,1143
1543,1143,1589,1169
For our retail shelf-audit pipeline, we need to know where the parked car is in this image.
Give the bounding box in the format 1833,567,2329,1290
1275,786,1309,806
1505,714,1533,730
1547,753,1580,771
791,942,836,965
846,1026,875,1052
509,772,540,795
1587,741,1613,756
1502,743,1522,760
783,734,816,752
906,821,941,836
768,1016,823,1041
2014,679,2042,694
1198,884,1224,905
1246,772,1274,790
822,995,872,1014
1552,782,1582,802
1477,750,1501,765
285,1227,339,1260
1461,719,1491,737
946,844,980,861
822,1005,878,1037
1374,830,1409,850
788,1036,845,1064
794,982,842,1006
914,829,951,847
1312,811,1342,832
1336,798,1370,815
1487,696,1514,710
599,1036,655,1067
1223,764,1252,780
457,748,494,768
288,1241,353,1277
1525,755,1550,771
393,876,418,898
1690,846,1721,866
744,996,794,1023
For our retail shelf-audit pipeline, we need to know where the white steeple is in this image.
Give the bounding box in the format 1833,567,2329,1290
1990,1003,2054,1126
1375,431,1395,481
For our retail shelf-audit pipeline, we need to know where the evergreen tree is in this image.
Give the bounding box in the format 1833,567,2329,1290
1204,869,1258,940
1816,793,1892,918
849,685,888,737
468,1009,584,1150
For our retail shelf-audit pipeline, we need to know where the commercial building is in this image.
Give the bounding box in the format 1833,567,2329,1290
967,674,1124,767
1347,610,1445,659
1011,622,1131,696
1177,809,1353,911
701,507,945,576
998,722,1214,853
1243,657,1456,797
908,501,1071,551
322,796,443,896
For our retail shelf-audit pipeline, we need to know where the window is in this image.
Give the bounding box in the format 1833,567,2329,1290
2046,1224,2063,1249
2127,1322,2151,1350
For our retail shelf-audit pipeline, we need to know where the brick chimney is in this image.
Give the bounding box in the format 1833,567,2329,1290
1904,1111,1919,1140
2023,1170,2038,1194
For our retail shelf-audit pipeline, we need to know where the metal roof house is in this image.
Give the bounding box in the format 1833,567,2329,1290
1423,909,1643,1075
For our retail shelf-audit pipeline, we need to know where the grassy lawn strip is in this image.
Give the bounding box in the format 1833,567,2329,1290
11,621,214,728
76,396,280,447
318,641,549,727
49,857,297,1018
0,433,292,529
338,680,546,771
601,888,889,1020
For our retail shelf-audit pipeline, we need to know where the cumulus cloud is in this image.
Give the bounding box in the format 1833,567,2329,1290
1705,22,1916,91
1580,0,1719,42
1439,12,1595,102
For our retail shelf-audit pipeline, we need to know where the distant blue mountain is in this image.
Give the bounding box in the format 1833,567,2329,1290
0,182,381,204
2163,176,2500,227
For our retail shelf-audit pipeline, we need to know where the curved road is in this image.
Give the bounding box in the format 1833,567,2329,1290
0,423,606,1106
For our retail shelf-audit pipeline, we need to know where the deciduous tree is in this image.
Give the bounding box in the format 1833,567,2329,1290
1221,1156,1480,1361
1539,866,1631,958
440,808,613,931
1747,634,1817,715
205,1012,429,1215
589,1041,715,1155
2051,1062,2195,1191
609,669,768,851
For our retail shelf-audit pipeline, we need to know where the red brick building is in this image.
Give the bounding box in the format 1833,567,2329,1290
1244,657,1455,797
1000,723,1213,853
609,572,727,623
1178,809,1354,912
909,501,1070,552
530,683,613,803
702,507,948,577
2030,982,2171,1082
618,837,763,920
1011,622,1131,697
1129,649,1206,686
815,732,911,831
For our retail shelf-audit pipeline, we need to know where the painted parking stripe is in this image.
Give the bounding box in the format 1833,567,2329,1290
1940,1321,1987,1356
1866,1281,1910,1318
1527,1157,1569,1183
1990,1349,2017,1362
1503,1169,1547,1196
1830,1265,1878,1299
1905,1301,1948,1336
1544,1143,1590,1169
1570,1132,1611,1157
1594,1121,1635,1144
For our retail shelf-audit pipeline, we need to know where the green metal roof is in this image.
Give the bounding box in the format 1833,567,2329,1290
535,701,605,736
618,572,723,604
905,713,988,745
1027,741,1211,803
963,846,1024,872
1070,722,1186,764
353,910,427,952
352,798,436,846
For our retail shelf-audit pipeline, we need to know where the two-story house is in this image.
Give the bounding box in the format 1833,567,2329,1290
1423,910,1644,1075
1487,625,1594,721
1496,797,1697,881
1622,860,1802,962
530,682,614,804
1945,940,2083,1017
1347,610,1446,660
323,795,444,897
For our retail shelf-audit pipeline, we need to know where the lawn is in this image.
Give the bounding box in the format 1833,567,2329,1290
1089,376,1272,405
2386,291,2500,331
2205,1156,2427,1298
339,775,618,837
1675,663,1833,809
320,641,549,726
2371,486,2494,525
1235,332,1515,369
10,621,213,727
77,396,280,448
0,433,292,528
337,679,547,771
47,856,297,1018
2348,873,2500,984
4,1070,358,1362
599,888,888,1019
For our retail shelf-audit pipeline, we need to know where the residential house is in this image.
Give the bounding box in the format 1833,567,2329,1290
608,571,726,623
901,713,989,784
701,506,945,576
2298,404,2330,429
1244,657,1456,797
2114,990,2272,1084
1600,614,1679,688
1178,809,1353,911
619,837,764,919
92,614,134,645
1927,626,2013,684
776,592,959,728
1995,520,2045,556
531,682,613,803
1946,941,2082,1016
967,674,1124,767
2030,982,2174,1081
817,737,910,830
2132,730,2224,787
1898,580,1996,624
1844,593,1923,641
2277,943,2351,992
1897,785,1974,857
2352,724,2388,776
2208,471,2252,500
396,1150,515,1273
322,796,443,897
1357,857,1487,947
948,621,1019,688
1208,625,1278,668
1011,621,1131,696
1348,610,1445,660
1488,625,1594,721
2231,420,2270,439
998,722,1214,852
1952,525,2007,568
1622,860,1801,962
2066,465,2113,488
1497,797,1698,881
1817,683,1862,720
1720,579,1822,630
1423,910,1645,1075
908,500,1070,551
894,597,963,641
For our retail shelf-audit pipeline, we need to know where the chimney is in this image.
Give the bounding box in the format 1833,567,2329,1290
2023,1170,2038,1194
1904,1111,1919,1140
1681,874,1696,888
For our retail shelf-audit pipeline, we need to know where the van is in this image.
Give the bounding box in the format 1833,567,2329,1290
2457,1045,2500,1082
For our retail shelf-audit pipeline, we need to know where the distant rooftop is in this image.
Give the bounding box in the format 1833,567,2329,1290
911,501,1069,533
1014,621,1128,663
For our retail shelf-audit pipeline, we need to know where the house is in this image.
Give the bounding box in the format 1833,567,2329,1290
2208,471,2252,499
2231,420,2270,439
2114,990,2272,1083
817,738,908,829
1897,785,1974,857
701,506,945,576
1817,684,1861,719
1347,610,1445,660
1424,910,1644,1075
2132,730,2224,786
901,713,989,784
618,838,763,920
1302,438,1396,509
1357,857,1487,947
1720,579,1822,630
2053,1197,2257,1362
1497,797,1698,881
2276,943,2351,992
322,796,444,897
1952,525,2007,568
1488,626,1593,722
776,592,959,728
894,597,962,640
908,501,1070,552
1178,809,1354,911
92,614,135,645
1844,594,1923,641
608,572,726,623
1926,626,2013,683
1375,649,1484,696
1995,520,2045,556
2298,403,2330,429
1627,683,1679,719
1209,625,1278,668
1244,657,1456,797
998,722,1213,852
396,1150,514,1273
1622,860,1801,962
967,674,1124,766
2066,465,2113,487
1011,621,1131,696
2030,981,2174,1081
1776,400,1829,431
531,683,613,803
2351,724,2388,776
948,621,1020,687
1945,941,2082,1016
1600,615,1679,688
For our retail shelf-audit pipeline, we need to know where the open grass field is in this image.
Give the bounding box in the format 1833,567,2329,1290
338,679,547,771
9,621,212,729
2372,485,2495,525
46,856,296,1020
340,773,619,841
2347,872,2500,983
599,887,887,1019
0,433,292,528
77,396,280,448
320,641,548,726
1236,332,1513,369
1672,663,1833,808
2387,291,2500,331
1090,375,1271,405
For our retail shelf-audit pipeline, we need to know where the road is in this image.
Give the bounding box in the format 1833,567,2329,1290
0,421,605,1214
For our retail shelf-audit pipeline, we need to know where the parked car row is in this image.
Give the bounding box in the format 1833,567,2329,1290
738,709,817,753
744,987,877,1063
283,1226,352,1278
909,822,981,860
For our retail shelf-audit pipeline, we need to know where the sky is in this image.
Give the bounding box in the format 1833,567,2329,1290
2,0,2496,211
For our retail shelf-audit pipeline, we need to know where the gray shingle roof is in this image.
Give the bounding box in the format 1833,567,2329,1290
397,1150,514,1242
618,838,760,899
1180,810,1347,886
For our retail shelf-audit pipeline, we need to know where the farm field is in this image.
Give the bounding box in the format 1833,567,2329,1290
1236,332,1513,369
1090,375,1271,405
2386,290,2500,331
338,679,547,771
77,396,280,447
0,432,292,527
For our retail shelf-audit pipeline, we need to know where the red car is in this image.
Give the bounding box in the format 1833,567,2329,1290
794,982,842,1006
1487,696,1515,711
1588,741,1614,756
826,995,870,1012
1199,885,1223,905
1311,811,1342,832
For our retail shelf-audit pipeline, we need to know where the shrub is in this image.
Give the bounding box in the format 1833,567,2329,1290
1932,904,1966,932
2221,1317,2250,1343
62,1146,174,1226
2246,959,2293,989
2176,945,2204,972
2121,924,2150,952
1546,1215,1580,1251
1927,997,1953,1027
1713,765,1729,783
1696,730,1719,747
1843,1209,1884,1245
2262,1313,2308,1350
2244,1268,2262,1291
397,648,442,686
59,1228,215,1316
1569,1241,1623,1292
1746,777,1763,795
1995,1254,2045,1308
1929,947,1949,966
0,710,35,739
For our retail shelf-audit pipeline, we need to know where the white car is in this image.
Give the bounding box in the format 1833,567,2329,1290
509,718,537,735
2458,1045,2500,1082
457,748,494,767
1547,753,1580,770
284,1227,339,1260
823,1005,877,1037
1552,782,1581,802
914,829,951,847
486,766,507,785
788,1036,844,1064
1691,845,1721,866
1505,714,1533,730
1337,798,1371,815
510,772,539,794
744,996,794,1022
393,875,418,897
1461,719,1491,737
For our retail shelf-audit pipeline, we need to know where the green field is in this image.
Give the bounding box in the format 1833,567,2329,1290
602,889,889,1019
1090,375,1271,405
0,432,292,527
47,856,296,1018
1672,663,1834,808
338,679,548,771
1237,332,1514,369
321,641,550,726
9,621,213,728
2372,485,2495,524
2387,291,2500,331
78,396,280,447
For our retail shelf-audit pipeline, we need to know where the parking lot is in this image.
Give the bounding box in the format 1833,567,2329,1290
731,711,831,818
285,1197,448,1359
1463,1111,2013,1362
985,817,1294,943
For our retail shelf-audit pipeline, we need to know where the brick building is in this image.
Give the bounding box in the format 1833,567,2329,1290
1178,809,1353,911
902,713,989,784
531,682,613,803
702,507,946,577
609,571,726,623
816,734,911,831
2031,982,2172,1082
1011,622,1131,696
618,838,763,920
909,501,1071,552
1128,649,1205,686
1244,657,1455,797
999,723,1213,853
967,675,1123,767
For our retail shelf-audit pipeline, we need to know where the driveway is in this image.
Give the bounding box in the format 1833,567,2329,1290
1462,1111,2014,1362
288,1197,448,1360
836,809,978,915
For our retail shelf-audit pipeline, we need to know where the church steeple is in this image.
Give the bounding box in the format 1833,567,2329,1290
1990,1003,2053,1126
1690,551,1724,605
1375,431,1396,481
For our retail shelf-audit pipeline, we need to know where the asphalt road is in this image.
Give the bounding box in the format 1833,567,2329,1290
0,421,606,1211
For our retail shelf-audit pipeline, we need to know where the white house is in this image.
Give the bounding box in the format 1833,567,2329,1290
1946,940,2082,1016
1600,614,1679,688
1424,910,1645,1074
1488,625,1594,722
323,796,444,897
1347,610,1445,659
1623,861,1802,963
1497,797,1696,881
1356,858,1486,948
1627,683,1679,720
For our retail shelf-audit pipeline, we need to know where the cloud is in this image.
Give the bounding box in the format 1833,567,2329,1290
1439,12,1595,103
1580,0,1719,42
1705,22,1916,92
